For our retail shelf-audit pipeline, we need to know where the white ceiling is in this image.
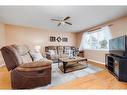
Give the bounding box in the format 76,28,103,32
0,6,127,32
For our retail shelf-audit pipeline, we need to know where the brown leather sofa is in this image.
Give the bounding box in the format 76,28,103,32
1,45,52,89
45,46,76,62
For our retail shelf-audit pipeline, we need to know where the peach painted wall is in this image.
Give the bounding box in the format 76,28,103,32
5,24,77,52
0,23,5,65
76,16,127,64
1,16,127,65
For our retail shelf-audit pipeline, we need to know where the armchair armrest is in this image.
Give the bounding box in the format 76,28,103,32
15,60,52,72
15,65,51,72
19,61,52,68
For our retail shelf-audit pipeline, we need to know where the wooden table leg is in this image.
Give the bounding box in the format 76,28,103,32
85,59,88,67
63,62,67,73
58,59,60,67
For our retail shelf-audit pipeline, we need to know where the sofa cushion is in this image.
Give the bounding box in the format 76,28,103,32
57,46,64,55
48,50,57,56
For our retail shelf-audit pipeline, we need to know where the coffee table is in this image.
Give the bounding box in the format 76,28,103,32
58,57,87,73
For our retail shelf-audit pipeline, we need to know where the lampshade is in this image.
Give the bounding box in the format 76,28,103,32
35,45,41,50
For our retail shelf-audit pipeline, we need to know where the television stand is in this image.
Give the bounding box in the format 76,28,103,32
105,54,127,82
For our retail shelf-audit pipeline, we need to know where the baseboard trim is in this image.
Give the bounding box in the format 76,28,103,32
87,59,105,69
88,59,105,64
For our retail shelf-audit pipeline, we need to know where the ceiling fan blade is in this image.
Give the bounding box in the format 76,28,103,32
65,22,72,25
51,19,60,21
57,23,61,26
64,16,70,21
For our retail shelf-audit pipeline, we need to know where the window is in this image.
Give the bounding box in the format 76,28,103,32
79,26,112,50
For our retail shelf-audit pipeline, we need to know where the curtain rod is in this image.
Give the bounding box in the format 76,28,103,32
87,24,113,32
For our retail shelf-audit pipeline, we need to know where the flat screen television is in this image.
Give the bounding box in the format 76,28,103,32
109,35,127,57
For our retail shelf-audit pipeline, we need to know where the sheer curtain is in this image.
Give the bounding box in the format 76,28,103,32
79,32,88,51
99,26,112,49
79,26,112,50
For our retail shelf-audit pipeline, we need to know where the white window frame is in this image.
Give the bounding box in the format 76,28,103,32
79,26,112,51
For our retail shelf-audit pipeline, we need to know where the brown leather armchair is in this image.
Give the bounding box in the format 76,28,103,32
1,45,52,89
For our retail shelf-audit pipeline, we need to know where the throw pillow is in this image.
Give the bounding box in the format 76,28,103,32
30,49,44,62
48,50,56,56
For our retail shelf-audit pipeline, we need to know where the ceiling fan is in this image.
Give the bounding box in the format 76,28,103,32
51,16,72,26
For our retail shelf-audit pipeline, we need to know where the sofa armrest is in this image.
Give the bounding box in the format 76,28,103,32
45,52,51,60
42,53,47,58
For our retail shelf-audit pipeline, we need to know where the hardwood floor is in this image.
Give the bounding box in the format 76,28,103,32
50,69,127,89
0,67,11,89
1,63,127,89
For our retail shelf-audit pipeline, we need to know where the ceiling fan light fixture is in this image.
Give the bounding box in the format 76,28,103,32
51,16,72,27
61,21,65,25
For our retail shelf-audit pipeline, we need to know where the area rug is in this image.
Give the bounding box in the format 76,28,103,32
34,62,103,89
